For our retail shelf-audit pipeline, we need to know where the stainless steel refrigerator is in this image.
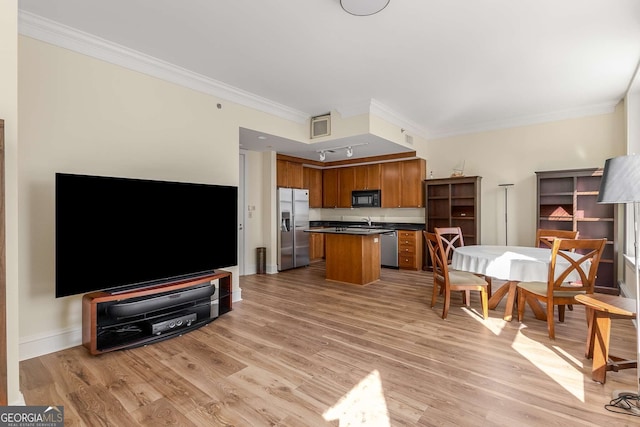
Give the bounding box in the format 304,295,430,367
277,188,310,271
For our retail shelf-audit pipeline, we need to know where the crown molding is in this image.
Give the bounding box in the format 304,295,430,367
18,11,621,141
18,11,309,124
428,101,619,140
336,98,430,140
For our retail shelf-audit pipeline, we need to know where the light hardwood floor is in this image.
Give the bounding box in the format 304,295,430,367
20,263,639,426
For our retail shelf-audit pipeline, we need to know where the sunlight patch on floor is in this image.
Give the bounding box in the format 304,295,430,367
323,369,391,427
511,326,586,401
465,307,507,335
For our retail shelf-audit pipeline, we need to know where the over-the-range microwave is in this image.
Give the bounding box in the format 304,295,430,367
352,190,381,208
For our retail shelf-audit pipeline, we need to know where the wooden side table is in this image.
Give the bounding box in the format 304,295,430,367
575,294,637,384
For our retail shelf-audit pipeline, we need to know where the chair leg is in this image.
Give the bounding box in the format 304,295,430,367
480,288,488,320
431,281,439,308
517,289,526,322
463,290,471,307
442,286,451,319
547,303,555,340
558,305,565,323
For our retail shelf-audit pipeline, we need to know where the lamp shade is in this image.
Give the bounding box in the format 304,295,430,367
597,154,640,204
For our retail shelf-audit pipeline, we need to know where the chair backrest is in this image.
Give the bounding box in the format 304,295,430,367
536,228,579,249
434,227,464,263
424,231,449,282
548,238,606,294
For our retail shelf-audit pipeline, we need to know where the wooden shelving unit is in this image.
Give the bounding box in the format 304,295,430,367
424,176,482,245
536,168,617,292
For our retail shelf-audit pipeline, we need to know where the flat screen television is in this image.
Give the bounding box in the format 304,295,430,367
55,173,238,298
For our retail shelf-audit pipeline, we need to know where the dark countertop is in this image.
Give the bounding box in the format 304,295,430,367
305,226,395,235
309,221,425,231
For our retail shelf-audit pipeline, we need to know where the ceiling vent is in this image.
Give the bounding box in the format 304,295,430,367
311,114,331,139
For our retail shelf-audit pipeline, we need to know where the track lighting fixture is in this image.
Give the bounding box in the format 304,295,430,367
346,147,353,158
315,143,368,161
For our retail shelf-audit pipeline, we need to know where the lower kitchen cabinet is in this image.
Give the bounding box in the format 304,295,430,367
309,232,325,261
397,230,423,270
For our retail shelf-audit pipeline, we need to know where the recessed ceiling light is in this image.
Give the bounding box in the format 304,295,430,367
258,135,267,140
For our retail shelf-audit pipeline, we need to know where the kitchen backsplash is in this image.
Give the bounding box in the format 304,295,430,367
309,207,424,224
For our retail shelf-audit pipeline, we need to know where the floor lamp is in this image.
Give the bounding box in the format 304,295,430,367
498,183,513,245
598,154,640,411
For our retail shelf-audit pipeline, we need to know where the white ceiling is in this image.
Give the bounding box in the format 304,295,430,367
18,0,640,161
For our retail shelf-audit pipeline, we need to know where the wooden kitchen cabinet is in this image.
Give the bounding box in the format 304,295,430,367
398,230,423,270
322,168,339,208
401,159,426,207
303,166,323,208
309,232,325,261
277,159,303,188
381,162,402,208
536,168,617,292
338,167,356,208
381,159,426,208
354,164,381,190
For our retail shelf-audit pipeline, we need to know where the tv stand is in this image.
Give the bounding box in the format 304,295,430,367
82,271,231,355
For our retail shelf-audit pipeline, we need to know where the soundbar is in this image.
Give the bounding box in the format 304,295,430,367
107,283,216,318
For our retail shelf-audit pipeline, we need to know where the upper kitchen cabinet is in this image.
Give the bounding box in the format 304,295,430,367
535,168,617,293
381,162,401,208
401,159,426,207
338,167,356,208
277,159,303,188
354,164,381,190
322,168,339,208
381,159,426,208
424,176,481,245
303,167,323,208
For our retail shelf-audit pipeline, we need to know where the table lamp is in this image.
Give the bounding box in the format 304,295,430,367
598,154,640,411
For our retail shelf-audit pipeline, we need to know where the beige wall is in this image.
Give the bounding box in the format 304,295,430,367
16,36,304,359
1,0,21,405
425,104,625,246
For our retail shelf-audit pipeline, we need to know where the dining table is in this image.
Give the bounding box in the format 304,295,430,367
451,245,589,321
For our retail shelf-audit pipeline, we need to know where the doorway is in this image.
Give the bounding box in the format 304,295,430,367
238,151,246,275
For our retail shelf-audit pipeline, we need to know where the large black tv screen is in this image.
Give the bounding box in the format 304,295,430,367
55,173,238,298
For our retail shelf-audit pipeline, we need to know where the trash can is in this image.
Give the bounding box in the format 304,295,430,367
256,247,266,274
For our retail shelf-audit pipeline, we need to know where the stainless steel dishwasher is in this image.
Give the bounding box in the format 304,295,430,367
380,230,398,268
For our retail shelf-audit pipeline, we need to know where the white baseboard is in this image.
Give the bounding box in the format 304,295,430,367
20,294,243,360
11,392,26,406
20,327,81,361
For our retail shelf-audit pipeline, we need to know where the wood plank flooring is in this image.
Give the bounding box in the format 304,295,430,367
20,263,639,426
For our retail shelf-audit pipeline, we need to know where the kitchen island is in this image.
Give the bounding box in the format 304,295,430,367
306,227,393,285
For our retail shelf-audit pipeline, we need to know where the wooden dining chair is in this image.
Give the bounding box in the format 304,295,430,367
516,238,606,339
535,229,580,313
424,231,489,320
535,228,579,249
434,226,491,298
433,227,464,263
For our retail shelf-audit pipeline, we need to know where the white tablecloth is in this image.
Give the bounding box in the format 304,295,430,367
451,245,586,283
